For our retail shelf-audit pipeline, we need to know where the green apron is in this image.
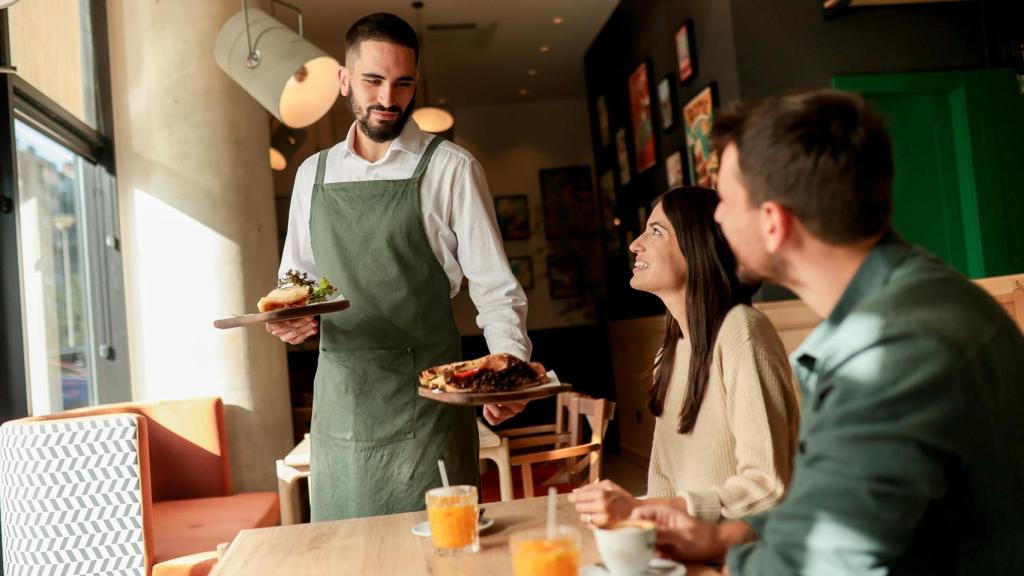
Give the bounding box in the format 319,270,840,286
308,136,479,521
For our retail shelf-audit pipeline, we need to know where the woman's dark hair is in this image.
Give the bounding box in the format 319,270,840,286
648,186,757,434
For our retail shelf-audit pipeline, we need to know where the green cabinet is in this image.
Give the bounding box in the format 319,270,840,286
834,69,1024,278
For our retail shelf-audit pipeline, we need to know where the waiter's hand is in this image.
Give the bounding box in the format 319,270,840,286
266,317,319,344
483,401,527,426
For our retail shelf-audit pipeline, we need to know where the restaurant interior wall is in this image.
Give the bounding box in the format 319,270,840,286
105,0,293,492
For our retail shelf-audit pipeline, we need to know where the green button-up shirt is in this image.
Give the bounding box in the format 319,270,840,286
728,234,1024,575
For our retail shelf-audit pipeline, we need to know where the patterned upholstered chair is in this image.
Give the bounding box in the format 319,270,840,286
0,397,279,576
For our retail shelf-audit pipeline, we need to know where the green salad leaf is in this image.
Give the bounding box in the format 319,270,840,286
278,269,338,303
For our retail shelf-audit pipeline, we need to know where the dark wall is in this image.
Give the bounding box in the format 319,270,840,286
584,0,742,319
730,0,989,99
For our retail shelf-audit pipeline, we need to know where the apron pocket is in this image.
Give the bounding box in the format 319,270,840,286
314,347,416,442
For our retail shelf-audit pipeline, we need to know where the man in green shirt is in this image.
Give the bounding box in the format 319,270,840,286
631,90,1024,574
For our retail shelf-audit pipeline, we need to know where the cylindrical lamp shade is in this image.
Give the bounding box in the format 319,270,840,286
412,106,454,133
214,8,340,128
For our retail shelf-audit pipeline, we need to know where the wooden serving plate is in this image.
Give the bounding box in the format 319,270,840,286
418,372,571,406
213,297,350,329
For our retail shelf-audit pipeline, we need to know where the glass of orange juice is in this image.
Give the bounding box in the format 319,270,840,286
509,525,580,576
425,485,479,555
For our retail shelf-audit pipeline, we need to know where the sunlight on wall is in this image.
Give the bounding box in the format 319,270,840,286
131,188,248,400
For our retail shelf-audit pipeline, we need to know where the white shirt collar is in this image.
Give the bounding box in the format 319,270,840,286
340,117,428,164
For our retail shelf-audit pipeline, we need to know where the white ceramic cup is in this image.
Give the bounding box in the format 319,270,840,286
594,519,656,575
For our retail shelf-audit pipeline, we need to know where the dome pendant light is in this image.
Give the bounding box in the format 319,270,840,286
410,1,454,134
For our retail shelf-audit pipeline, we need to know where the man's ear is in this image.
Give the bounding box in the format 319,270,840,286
760,201,792,254
338,65,350,97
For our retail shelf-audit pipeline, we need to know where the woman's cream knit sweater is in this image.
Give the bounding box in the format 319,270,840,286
646,304,800,522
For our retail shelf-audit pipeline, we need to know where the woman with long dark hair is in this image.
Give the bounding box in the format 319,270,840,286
570,186,799,526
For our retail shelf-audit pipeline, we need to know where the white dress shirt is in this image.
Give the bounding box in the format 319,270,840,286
279,119,531,360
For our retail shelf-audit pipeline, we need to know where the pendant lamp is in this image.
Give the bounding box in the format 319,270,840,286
215,0,340,129
269,125,307,171
409,1,454,134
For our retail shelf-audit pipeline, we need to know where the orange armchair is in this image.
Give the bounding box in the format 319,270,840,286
0,397,279,575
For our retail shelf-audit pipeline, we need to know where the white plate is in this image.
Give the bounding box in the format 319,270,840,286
411,516,495,537
581,557,687,576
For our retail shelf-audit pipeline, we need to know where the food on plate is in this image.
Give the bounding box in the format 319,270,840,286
419,353,548,393
257,269,337,313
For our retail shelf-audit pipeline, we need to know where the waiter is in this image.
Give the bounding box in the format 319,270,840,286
266,12,531,521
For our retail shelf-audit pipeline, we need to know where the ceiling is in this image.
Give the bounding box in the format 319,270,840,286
295,0,620,108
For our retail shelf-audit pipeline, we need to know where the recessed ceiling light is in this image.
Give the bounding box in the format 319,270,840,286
518,88,529,95
539,45,550,53
613,217,621,227
553,17,564,25
527,69,538,76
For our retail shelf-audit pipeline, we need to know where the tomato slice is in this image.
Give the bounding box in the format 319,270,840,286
453,368,480,379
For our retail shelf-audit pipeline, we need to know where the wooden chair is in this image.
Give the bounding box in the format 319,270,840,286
499,392,616,498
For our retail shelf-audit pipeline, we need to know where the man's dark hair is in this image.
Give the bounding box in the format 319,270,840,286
345,13,419,64
712,89,894,244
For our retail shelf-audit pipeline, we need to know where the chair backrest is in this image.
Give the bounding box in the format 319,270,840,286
22,397,231,502
0,413,155,575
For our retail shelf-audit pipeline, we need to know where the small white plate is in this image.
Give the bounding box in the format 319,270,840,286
411,516,495,537
581,557,687,576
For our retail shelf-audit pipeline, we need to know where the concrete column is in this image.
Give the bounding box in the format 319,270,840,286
106,0,292,492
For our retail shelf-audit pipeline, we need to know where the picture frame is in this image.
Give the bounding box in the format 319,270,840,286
682,83,719,189
596,94,611,148
598,170,620,253
674,21,696,84
615,128,631,186
540,166,597,241
547,255,584,299
493,196,530,241
628,61,656,174
665,150,684,188
509,257,534,290
657,75,675,131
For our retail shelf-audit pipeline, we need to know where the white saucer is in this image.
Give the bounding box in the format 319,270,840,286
581,557,687,576
411,516,495,537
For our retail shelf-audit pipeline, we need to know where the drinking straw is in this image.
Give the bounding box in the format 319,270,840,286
546,487,557,539
438,459,450,488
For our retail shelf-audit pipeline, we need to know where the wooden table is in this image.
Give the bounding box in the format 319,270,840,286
213,494,721,575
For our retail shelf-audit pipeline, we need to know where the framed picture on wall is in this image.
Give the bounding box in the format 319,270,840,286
509,257,534,290
683,83,720,189
658,76,675,131
596,95,611,147
540,166,596,241
615,128,631,186
493,196,530,241
547,255,584,299
599,170,620,253
666,150,684,188
628,61,657,174
674,21,696,84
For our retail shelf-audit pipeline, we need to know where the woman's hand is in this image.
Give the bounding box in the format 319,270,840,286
568,479,639,527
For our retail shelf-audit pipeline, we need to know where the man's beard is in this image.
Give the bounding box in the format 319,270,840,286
736,250,785,286
349,94,413,143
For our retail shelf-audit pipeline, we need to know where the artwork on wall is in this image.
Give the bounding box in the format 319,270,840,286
599,170,620,253
666,150,684,188
628,62,656,174
658,76,675,131
683,83,719,189
547,255,584,299
597,95,611,148
494,196,530,241
540,166,596,241
615,128,631,186
509,257,534,290
674,21,695,84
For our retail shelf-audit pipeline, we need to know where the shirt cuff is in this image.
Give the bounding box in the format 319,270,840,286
676,489,722,522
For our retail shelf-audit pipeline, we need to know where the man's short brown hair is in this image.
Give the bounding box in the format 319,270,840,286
712,89,894,244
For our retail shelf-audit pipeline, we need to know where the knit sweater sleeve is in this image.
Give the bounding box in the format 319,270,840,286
676,306,797,522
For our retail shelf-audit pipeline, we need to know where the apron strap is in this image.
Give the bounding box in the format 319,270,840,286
314,149,330,188
412,136,444,180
